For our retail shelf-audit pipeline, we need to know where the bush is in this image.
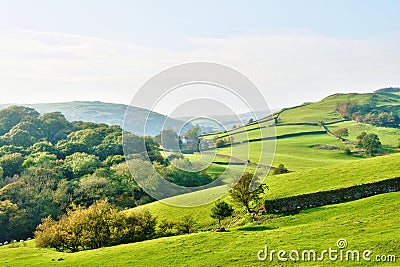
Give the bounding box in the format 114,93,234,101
35,200,156,252
156,219,180,237
273,164,289,175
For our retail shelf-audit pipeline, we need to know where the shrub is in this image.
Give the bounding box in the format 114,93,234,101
35,200,156,252
156,219,180,237
344,147,352,155
273,164,289,175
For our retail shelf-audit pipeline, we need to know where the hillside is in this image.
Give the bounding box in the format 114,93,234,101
1,90,399,266
2,191,399,266
127,153,400,228
202,91,400,171
0,102,187,136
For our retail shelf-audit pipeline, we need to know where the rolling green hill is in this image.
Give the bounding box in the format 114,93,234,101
126,153,400,229
2,191,399,266
1,90,399,266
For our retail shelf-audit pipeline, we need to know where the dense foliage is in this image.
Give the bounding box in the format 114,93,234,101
0,106,212,242
335,101,400,128
35,200,156,252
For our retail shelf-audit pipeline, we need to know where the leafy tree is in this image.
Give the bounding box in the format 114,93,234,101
122,133,147,155
103,155,125,166
35,200,156,252
154,129,180,151
0,106,39,135
0,200,30,241
210,201,234,229
363,133,381,156
3,128,36,147
0,145,26,157
333,128,349,139
356,131,367,147
159,158,212,187
182,126,201,152
73,176,117,207
55,140,88,158
67,128,105,148
0,153,24,178
356,132,382,156
63,152,101,178
215,139,226,148
28,141,58,155
39,112,72,144
156,218,180,237
22,152,57,169
273,164,289,175
176,215,197,234
229,172,267,213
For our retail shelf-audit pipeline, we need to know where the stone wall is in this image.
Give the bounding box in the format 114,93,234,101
264,177,400,213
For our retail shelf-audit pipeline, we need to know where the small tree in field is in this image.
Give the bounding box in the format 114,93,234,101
273,164,289,175
210,201,234,229
333,128,349,139
229,172,267,214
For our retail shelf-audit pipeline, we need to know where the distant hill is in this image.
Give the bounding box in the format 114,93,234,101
0,101,189,136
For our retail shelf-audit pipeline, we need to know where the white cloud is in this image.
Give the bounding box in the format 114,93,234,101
0,30,399,110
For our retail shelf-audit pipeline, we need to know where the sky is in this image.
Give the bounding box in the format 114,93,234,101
0,0,399,114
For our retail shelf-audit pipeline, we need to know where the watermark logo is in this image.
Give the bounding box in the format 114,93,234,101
257,238,396,263
122,62,276,207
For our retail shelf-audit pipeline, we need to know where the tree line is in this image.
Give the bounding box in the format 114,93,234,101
0,106,213,242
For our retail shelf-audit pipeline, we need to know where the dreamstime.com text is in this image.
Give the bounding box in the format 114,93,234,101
257,239,396,263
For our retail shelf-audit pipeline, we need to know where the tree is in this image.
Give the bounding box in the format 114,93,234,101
0,106,39,135
176,215,197,234
361,133,381,156
63,152,101,178
356,132,381,156
210,201,234,229
39,112,72,144
273,164,289,175
356,131,367,147
35,200,156,252
154,129,180,151
0,200,30,241
215,139,226,148
229,172,267,213
0,153,24,178
182,126,201,152
333,128,349,139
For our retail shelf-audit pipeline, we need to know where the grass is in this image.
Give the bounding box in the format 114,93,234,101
2,191,399,266
123,153,400,229
266,153,400,199
216,133,357,170
327,120,400,148
277,93,372,123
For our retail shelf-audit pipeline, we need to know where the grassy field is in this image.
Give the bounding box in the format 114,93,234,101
327,120,400,148
216,133,356,170
122,153,400,229
3,92,398,266
277,93,372,123
2,191,399,266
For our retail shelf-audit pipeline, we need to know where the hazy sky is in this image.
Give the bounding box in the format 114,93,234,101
0,0,399,114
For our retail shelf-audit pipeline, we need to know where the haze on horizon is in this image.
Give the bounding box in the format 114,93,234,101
0,0,399,115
